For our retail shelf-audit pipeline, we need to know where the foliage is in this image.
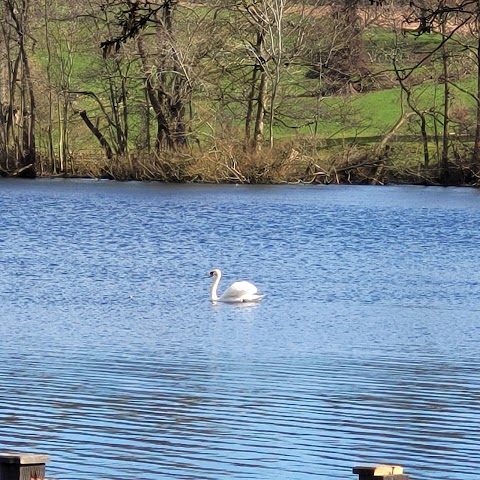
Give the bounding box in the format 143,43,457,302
1,0,480,185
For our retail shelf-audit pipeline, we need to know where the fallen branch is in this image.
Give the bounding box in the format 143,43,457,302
0,163,35,177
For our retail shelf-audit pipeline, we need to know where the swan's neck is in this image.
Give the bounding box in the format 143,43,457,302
210,273,221,301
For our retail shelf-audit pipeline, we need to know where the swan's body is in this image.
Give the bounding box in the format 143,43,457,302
209,269,265,303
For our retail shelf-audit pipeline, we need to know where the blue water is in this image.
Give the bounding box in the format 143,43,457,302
0,179,479,479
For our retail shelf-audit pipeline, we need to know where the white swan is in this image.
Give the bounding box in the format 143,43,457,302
209,269,265,303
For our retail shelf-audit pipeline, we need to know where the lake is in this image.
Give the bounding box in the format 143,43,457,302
0,179,479,480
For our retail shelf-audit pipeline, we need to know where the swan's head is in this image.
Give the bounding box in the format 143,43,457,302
209,268,221,278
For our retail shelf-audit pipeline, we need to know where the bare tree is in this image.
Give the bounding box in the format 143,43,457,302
214,0,313,151
0,0,36,176
42,0,78,174
406,0,480,172
102,0,194,151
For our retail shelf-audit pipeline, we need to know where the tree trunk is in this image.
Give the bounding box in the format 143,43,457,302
254,69,267,151
44,0,55,174
440,18,450,183
77,110,113,160
245,63,259,147
267,0,284,149
137,35,171,150
245,31,263,149
473,13,480,169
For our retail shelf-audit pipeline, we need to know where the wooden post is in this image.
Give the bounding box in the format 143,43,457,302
0,453,50,480
353,464,409,480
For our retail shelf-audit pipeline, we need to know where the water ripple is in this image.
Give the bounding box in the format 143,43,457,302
0,180,479,479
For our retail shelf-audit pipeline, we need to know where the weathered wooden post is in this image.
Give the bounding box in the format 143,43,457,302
353,464,409,480
0,453,50,480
